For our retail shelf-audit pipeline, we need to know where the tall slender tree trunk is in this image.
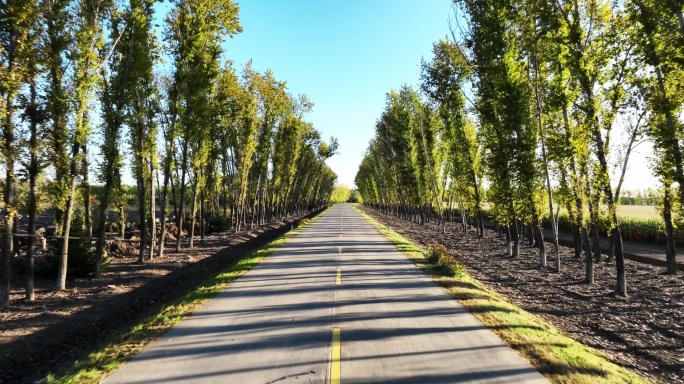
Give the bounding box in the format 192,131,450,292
175,141,189,252
136,169,147,264
95,203,110,278
189,183,198,248
82,144,92,236
157,164,169,258
512,220,520,258
662,180,677,275
200,189,205,242
58,167,79,290
1,96,16,307
584,224,594,284
119,205,125,239
26,80,39,301
533,62,560,269
149,168,156,260
588,189,602,262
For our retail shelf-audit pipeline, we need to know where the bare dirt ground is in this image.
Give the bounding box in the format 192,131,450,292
0,213,315,384
360,206,684,384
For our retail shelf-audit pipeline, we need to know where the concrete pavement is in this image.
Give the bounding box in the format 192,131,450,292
104,204,548,384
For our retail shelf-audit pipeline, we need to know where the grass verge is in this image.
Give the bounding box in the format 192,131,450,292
352,205,651,384
46,211,325,384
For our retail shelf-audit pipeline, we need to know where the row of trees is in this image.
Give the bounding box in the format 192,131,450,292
329,183,362,204
356,0,683,295
0,0,337,308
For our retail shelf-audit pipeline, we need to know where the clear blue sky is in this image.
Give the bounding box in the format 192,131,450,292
223,0,455,188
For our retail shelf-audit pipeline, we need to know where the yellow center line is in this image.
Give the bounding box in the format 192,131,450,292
336,267,342,285
338,245,342,254
331,328,341,384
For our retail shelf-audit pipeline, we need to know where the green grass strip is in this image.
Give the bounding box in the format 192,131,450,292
47,211,326,384
353,205,651,384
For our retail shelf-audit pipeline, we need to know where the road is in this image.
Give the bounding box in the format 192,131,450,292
104,204,548,384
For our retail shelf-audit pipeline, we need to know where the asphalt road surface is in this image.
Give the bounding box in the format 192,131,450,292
104,204,548,384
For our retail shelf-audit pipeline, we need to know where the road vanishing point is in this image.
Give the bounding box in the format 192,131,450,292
104,204,548,384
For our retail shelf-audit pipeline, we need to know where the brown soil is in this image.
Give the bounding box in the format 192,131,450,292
360,206,684,384
0,213,316,384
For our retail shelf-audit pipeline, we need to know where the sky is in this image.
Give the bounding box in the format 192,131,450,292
223,0,456,188
203,0,658,191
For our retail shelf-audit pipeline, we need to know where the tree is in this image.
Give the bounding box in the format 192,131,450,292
456,0,542,258
0,0,40,307
421,38,484,236
552,0,634,294
165,0,242,251
124,0,157,262
330,184,351,204
628,0,684,275
56,0,113,290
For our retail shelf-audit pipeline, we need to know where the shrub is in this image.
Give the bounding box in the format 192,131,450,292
425,244,464,278
208,214,231,233
436,253,465,278
426,244,447,264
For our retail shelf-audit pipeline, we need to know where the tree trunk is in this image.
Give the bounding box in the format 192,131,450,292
588,193,602,263
536,220,546,268
149,168,156,260
584,225,594,284
505,225,512,257
158,164,170,258
25,80,39,301
1,96,16,308
58,170,79,291
512,221,520,258
663,181,677,275
527,224,534,246
95,205,109,278
200,189,205,243
189,184,198,248
535,72,560,270
572,225,580,259
175,140,189,252
82,144,92,237
136,170,147,264
119,205,125,239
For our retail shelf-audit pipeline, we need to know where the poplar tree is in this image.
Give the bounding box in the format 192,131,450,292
165,0,242,251
552,0,633,294
421,39,484,236
0,0,40,307
457,0,540,258
23,28,43,301
43,0,71,242
628,0,684,275
57,0,112,290
124,0,157,261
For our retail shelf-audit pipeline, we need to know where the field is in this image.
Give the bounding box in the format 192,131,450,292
616,205,659,219
477,203,661,220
